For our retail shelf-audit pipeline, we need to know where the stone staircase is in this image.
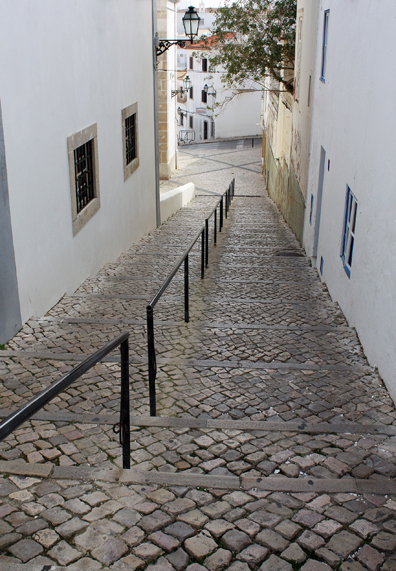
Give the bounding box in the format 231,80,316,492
1,143,396,569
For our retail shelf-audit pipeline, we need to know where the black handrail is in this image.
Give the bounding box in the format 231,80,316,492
147,178,235,416
0,332,131,469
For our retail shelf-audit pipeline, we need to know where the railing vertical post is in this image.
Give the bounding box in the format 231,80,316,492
201,229,205,279
205,219,209,268
220,197,223,230
147,305,156,416
214,208,217,245
225,190,228,218
184,255,189,323
232,178,235,197
120,338,130,469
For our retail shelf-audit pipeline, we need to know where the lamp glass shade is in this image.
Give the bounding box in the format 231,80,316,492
204,84,208,93
183,76,192,90
182,6,201,38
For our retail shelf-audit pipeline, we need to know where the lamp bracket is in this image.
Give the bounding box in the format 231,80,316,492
157,38,192,57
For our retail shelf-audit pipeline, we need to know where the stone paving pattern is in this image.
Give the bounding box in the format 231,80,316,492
0,139,396,569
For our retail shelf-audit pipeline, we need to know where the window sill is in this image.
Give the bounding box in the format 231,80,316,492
73,197,100,236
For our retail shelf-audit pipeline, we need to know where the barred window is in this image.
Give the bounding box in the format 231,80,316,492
122,102,139,180
125,113,136,166
68,123,100,236
74,140,95,214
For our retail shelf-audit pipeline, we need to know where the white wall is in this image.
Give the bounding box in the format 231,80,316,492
303,0,396,400
0,0,157,325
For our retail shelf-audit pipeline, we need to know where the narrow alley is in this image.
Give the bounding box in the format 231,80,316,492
0,140,396,571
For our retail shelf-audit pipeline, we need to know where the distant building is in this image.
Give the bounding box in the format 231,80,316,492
177,37,262,143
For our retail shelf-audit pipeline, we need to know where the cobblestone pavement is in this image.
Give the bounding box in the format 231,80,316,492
1,139,396,570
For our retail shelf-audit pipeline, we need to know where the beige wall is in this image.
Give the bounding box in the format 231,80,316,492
158,0,178,180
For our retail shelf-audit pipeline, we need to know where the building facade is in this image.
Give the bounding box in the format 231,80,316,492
177,41,262,144
0,0,158,342
302,0,396,401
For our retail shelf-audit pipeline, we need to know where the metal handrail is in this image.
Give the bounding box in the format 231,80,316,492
147,178,235,416
0,332,131,469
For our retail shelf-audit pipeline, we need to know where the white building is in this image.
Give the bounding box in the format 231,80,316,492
177,39,262,143
301,1,396,400
0,0,158,342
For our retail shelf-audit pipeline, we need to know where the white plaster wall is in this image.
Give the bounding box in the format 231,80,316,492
215,89,262,140
303,0,396,400
0,0,157,323
291,0,320,200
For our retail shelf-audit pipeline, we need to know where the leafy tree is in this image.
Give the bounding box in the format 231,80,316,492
204,0,296,93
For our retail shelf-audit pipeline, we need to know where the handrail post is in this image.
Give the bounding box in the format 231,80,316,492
205,219,209,268
220,197,223,230
225,190,228,219
147,305,156,416
201,229,205,279
214,208,217,245
120,338,130,469
184,255,189,323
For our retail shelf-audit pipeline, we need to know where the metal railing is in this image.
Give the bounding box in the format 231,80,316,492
178,130,195,144
0,332,131,469
147,178,235,416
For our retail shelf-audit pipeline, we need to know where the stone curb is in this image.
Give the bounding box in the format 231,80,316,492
1,460,396,495
1,410,395,435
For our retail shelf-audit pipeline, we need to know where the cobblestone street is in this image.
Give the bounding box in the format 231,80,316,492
0,139,396,570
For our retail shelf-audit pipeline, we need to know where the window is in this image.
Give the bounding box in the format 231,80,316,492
307,74,312,106
68,123,100,236
202,58,208,72
189,57,193,70
189,86,194,100
341,186,357,277
189,116,193,129
122,102,139,181
180,112,184,127
320,10,329,81
202,90,207,104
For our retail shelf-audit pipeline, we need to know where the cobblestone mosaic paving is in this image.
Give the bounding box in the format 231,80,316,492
0,468,396,570
1,139,396,570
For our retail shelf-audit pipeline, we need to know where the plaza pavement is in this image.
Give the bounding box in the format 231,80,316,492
0,139,395,570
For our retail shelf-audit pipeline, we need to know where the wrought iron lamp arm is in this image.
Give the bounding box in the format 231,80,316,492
156,38,193,57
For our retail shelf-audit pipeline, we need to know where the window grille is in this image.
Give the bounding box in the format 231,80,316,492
74,140,95,214
125,114,136,166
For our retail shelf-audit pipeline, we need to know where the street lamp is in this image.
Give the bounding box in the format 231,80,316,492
204,84,216,97
156,6,201,58
172,75,192,98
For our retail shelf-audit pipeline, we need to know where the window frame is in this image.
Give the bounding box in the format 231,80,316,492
341,186,357,278
67,123,100,236
122,102,139,181
320,10,329,82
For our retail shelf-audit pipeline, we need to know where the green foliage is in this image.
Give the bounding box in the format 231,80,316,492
205,0,296,92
